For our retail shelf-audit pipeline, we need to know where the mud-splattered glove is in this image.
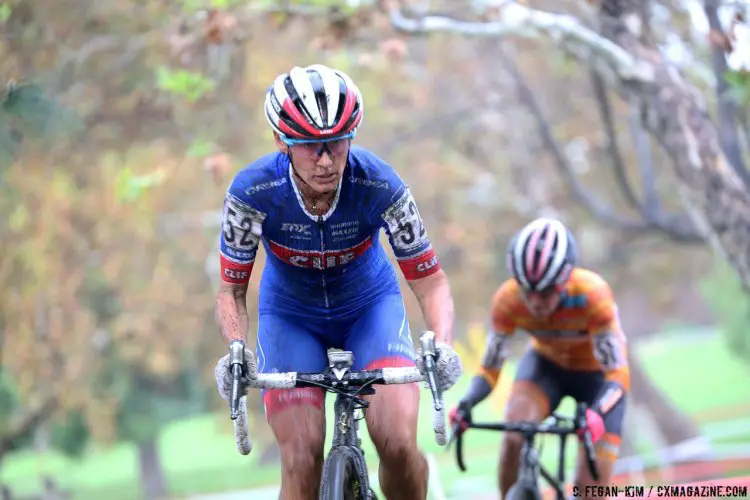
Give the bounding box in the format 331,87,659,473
214,340,257,401
415,340,463,392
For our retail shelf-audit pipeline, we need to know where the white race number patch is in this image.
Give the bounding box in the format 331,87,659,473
593,333,626,371
222,194,266,252
382,189,428,252
480,332,509,370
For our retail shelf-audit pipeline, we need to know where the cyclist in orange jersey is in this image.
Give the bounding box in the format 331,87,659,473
450,218,629,500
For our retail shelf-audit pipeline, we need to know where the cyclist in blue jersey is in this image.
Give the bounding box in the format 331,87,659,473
212,64,463,500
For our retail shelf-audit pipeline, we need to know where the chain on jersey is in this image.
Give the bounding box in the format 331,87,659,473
480,268,630,392
218,146,441,316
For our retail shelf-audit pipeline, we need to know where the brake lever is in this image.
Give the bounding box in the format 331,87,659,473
229,340,245,421
420,331,442,411
575,402,600,481
447,421,464,450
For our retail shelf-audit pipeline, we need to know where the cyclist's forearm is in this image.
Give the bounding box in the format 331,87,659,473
215,284,250,344
408,269,455,344
460,374,494,408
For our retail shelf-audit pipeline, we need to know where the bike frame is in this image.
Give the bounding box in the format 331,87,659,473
517,421,569,500
325,351,377,497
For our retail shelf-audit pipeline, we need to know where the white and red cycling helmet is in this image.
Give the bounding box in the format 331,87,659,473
264,64,364,140
506,218,578,293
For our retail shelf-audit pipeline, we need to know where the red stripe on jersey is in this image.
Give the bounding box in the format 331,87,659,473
268,237,372,270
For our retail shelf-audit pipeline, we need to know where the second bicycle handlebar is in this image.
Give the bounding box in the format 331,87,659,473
453,403,599,481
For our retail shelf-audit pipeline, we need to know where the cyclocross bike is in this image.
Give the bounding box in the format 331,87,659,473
452,403,600,500
227,330,448,500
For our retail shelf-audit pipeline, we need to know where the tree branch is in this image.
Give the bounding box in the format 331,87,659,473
0,395,58,456
625,101,703,242
388,1,654,84
590,69,642,209
388,3,656,227
591,70,703,242
627,99,659,214
499,50,649,231
703,0,750,186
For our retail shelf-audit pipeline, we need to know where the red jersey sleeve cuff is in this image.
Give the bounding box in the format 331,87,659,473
220,253,254,284
398,248,441,280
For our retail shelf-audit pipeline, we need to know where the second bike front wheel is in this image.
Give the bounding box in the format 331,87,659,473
506,479,543,500
319,447,367,500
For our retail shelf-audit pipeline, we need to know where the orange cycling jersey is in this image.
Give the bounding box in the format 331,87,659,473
486,268,630,392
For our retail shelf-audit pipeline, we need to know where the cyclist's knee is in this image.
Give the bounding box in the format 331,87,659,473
501,431,525,455
365,382,420,464
505,382,549,422
268,398,326,472
378,436,422,469
501,390,546,458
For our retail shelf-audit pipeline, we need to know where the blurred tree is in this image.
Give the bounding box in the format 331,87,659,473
701,258,750,366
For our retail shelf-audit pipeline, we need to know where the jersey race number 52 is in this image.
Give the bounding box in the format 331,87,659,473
382,189,428,252
222,194,266,253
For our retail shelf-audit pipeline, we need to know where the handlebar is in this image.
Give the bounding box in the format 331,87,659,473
228,340,244,420
227,331,448,455
247,365,424,389
453,402,599,481
420,330,447,445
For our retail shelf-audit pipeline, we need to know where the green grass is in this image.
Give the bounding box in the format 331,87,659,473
1,333,749,499
636,332,750,414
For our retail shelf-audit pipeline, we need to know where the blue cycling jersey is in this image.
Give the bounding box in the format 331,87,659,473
219,146,441,317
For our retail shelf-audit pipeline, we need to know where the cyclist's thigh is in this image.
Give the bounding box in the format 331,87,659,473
566,372,626,462
506,349,565,422
256,312,329,421
343,292,416,371
344,293,421,451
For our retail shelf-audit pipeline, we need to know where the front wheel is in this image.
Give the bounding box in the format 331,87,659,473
319,447,368,500
506,479,542,500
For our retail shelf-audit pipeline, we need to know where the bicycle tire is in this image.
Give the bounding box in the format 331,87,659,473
506,479,542,500
319,447,367,500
